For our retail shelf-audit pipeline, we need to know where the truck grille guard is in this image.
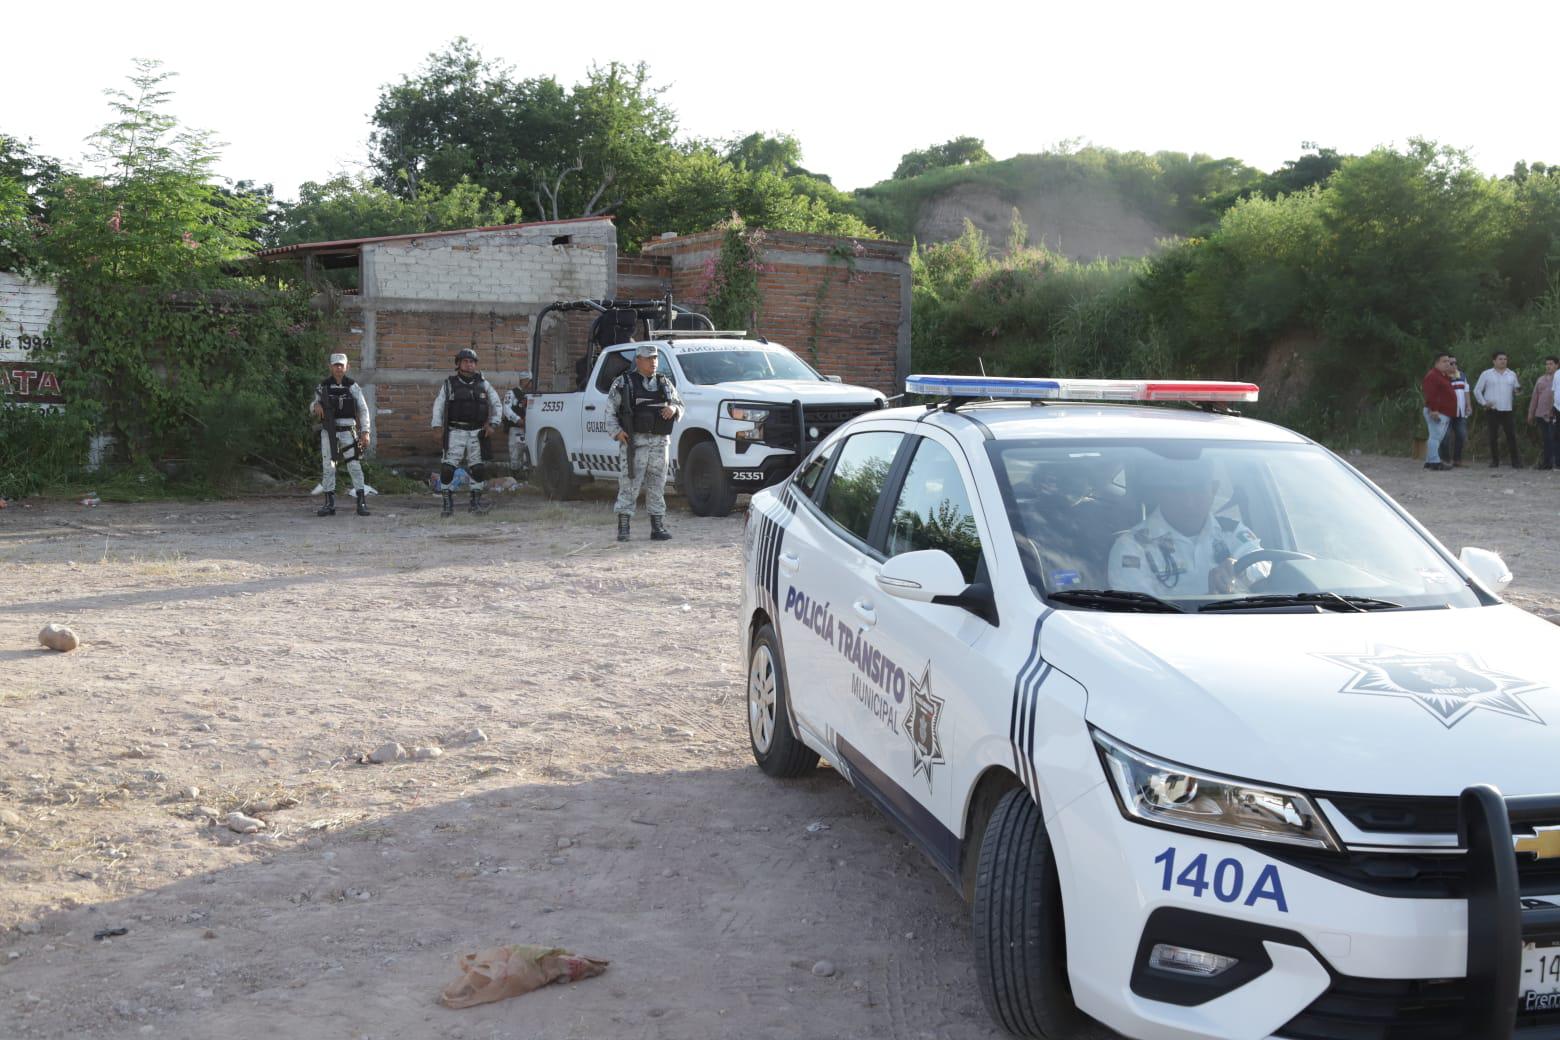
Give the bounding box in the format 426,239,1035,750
1461,784,1560,1037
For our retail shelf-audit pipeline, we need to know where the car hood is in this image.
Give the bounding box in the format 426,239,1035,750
1048,604,1560,797
685,379,882,404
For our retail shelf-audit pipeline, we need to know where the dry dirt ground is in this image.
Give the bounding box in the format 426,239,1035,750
1,456,1557,1040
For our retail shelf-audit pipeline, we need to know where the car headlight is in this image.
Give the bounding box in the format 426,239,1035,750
1093,730,1340,851
727,404,770,422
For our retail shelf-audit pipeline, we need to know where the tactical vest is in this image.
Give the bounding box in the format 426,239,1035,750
444,374,490,429
320,376,358,427
628,373,675,435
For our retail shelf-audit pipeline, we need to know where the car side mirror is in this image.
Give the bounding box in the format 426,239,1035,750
877,550,966,602
825,374,843,383
1459,547,1513,593
877,550,999,625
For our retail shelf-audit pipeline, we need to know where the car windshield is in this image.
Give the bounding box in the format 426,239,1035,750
675,348,822,385
989,439,1482,611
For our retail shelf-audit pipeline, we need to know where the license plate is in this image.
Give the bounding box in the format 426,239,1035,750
1521,942,1560,1014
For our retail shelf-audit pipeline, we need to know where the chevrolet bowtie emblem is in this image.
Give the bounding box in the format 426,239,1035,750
1514,826,1560,860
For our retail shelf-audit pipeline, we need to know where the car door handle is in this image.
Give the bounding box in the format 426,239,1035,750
853,600,876,625
779,551,800,574
585,405,596,411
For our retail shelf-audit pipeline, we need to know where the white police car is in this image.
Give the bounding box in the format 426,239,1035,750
739,374,1560,1040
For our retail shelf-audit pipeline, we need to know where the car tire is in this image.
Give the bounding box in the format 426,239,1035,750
747,623,818,778
683,440,737,517
538,432,580,501
973,789,1109,1039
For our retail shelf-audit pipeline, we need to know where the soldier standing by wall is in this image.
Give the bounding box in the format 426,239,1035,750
431,348,503,517
607,343,684,542
501,370,533,480
311,352,371,517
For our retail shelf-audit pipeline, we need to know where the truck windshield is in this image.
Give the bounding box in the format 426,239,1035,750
676,349,822,385
989,439,1482,611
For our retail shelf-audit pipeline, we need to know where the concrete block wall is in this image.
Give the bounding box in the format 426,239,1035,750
640,231,911,395
363,220,616,303
0,272,65,404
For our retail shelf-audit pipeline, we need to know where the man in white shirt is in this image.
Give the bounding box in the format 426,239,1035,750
1474,351,1523,469
1107,458,1268,597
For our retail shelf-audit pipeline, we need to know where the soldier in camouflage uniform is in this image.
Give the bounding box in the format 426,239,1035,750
500,370,533,480
431,348,503,517
311,353,371,517
607,343,684,542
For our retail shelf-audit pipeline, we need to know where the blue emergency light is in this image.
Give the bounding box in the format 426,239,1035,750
906,374,1260,404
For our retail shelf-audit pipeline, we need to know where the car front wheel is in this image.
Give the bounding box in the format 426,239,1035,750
747,624,818,778
683,440,737,517
973,788,1109,1039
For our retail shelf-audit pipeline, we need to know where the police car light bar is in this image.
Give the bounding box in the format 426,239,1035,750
905,374,1260,404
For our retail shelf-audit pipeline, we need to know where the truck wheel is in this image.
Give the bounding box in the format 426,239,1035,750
683,440,737,517
972,789,1107,1039
747,623,818,778
538,432,580,501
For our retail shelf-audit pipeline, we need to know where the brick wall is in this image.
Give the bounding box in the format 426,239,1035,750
304,220,911,465
0,273,65,404
313,218,617,462
640,230,911,395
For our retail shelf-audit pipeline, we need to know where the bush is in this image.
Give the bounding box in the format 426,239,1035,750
0,405,94,499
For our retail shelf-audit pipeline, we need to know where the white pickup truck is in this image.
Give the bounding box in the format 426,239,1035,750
526,317,886,516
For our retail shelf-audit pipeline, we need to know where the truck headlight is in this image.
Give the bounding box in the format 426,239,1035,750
1093,731,1340,851
727,404,770,422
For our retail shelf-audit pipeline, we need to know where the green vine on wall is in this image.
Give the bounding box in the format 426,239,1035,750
704,217,767,330
806,239,865,364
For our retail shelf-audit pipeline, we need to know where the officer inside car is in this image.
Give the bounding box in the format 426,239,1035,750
1106,457,1267,595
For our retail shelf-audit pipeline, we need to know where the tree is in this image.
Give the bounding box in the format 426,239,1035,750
893,136,993,180
38,59,264,283
368,41,676,226
1309,142,1512,401
38,60,330,481
0,134,62,272
635,146,875,243
269,175,521,247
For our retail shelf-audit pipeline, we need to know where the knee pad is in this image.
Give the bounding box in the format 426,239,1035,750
470,463,487,482
440,464,455,485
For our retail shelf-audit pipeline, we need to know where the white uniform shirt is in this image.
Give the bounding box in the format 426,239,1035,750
1474,368,1521,411
1107,510,1266,596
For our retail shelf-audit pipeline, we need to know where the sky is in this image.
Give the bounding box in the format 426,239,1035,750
7,0,1559,203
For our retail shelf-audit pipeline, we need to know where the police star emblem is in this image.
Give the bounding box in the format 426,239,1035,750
903,664,946,789
1315,645,1546,728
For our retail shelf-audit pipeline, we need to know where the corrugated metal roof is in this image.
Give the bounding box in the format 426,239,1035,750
251,215,615,261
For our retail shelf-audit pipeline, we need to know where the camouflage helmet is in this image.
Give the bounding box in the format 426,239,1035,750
454,348,479,365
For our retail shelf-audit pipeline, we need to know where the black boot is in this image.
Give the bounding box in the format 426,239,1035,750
650,515,672,541
355,490,370,516
468,489,489,514
617,514,631,542
440,490,454,518
316,491,336,517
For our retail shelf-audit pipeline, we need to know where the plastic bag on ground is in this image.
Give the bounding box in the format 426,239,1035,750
438,944,609,1008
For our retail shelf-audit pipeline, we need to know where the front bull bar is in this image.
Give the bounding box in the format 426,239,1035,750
1460,784,1560,1038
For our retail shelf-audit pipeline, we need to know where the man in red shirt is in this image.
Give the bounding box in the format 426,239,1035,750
1421,352,1456,471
